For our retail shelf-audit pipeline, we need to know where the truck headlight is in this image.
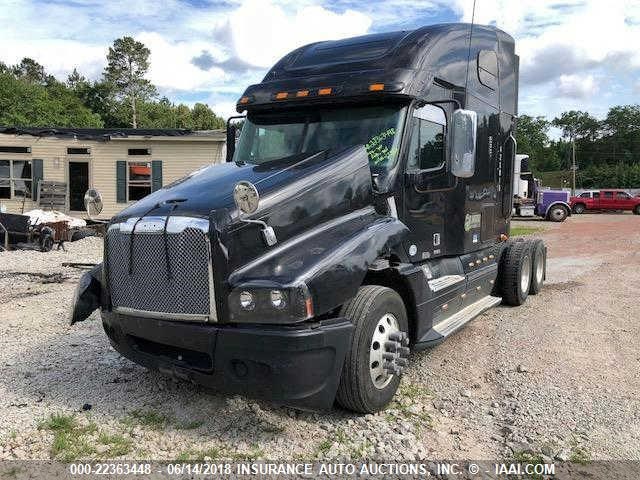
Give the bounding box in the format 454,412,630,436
239,291,255,310
270,290,286,309
228,283,313,324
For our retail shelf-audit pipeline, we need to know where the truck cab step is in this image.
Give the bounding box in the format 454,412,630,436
414,295,502,349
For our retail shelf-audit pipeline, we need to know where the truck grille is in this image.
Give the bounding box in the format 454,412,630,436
106,216,216,322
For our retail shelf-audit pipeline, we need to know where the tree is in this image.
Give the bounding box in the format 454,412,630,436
104,36,156,128
0,71,103,127
191,103,225,130
12,57,51,85
515,115,550,172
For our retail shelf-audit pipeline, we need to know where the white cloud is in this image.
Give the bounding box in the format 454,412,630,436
557,74,597,99
223,0,371,68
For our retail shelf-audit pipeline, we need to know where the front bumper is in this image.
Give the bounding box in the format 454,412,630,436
101,311,353,411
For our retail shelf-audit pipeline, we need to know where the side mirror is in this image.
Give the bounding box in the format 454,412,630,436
451,109,477,178
225,115,245,163
226,123,237,163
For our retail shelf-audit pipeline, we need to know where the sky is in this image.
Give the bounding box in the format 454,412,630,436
1,0,639,126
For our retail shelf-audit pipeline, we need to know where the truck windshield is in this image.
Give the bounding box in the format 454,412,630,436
234,105,407,171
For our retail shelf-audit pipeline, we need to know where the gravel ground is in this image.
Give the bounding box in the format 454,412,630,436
0,214,639,463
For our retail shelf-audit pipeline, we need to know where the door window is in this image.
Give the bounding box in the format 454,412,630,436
616,192,630,199
593,192,600,198
603,191,613,198
407,105,446,172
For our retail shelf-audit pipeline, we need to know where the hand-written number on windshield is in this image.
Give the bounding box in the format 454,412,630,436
366,127,396,166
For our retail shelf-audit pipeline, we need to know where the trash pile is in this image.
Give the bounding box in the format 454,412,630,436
23,209,87,228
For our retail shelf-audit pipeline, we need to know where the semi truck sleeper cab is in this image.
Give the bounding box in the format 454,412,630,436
71,23,547,413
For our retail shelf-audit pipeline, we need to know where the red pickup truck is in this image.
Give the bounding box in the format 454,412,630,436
570,189,640,214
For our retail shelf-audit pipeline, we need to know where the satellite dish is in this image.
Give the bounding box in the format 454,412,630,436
84,188,103,219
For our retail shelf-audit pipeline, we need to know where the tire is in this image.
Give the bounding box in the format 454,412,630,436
528,239,546,295
573,203,586,214
500,241,532,306
634,205,640,215
71,229,93,241
336,285,409,413
548,205,568,222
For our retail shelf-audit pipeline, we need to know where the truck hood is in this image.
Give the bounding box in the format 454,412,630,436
111,146,375,272
112,146,371,223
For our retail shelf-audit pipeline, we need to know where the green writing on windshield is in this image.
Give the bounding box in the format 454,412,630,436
366,127,397,166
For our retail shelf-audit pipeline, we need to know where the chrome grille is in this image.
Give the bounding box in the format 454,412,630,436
106,216,215,322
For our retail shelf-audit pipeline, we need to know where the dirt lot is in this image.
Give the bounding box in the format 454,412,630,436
0,213,639,463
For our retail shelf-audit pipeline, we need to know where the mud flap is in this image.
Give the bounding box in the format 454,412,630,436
69,264,102,325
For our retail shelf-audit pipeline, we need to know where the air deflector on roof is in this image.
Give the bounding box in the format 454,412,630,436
287,31,408,70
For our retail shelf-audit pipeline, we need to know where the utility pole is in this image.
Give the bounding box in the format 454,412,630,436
571,138,576,195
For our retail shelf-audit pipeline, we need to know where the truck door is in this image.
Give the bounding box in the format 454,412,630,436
401,104,448,261
615,191,634,210
601,190,614,209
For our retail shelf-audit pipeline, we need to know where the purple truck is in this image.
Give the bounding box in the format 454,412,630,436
512,154,571,222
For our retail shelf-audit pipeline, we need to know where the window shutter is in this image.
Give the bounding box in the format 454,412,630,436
116,161,127,203
32,159,43,201
152,160,163,192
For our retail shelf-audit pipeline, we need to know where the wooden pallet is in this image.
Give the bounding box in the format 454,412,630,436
38,181,68,211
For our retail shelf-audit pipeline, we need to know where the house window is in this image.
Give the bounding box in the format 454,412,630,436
128,161,152,201
128,148,151,156
0,146,31,154
67,147,91,155
0,160,32,199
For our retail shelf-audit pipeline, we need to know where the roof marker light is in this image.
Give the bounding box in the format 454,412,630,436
296,90,309,97
318,87,332,95
369,83,385,91
275,92,288,100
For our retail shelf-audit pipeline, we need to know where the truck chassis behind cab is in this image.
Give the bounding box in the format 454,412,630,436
72,24,547,413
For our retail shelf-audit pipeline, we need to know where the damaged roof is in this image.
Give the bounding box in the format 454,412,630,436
0,126,225,141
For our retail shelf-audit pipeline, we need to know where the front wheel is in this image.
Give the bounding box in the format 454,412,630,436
336,285,409,413
548,205,568,222
634,205,640,215
573,203,586,214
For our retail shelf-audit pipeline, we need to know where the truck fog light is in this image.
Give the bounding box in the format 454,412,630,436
239,291,255,310
270,290,286,309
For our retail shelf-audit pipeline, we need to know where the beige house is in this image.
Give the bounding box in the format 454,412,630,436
0,128,226,219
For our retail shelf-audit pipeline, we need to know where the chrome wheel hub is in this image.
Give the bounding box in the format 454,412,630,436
521,255,532,293
369,314,409,389
535,253,544,284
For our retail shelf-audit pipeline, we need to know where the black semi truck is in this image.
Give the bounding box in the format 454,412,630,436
71,23,547,413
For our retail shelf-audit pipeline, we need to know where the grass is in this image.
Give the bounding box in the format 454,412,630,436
38,413,98,462
176,444,265,462
512,451,546,480
568,438,591,465
510,226,543,237
97,432,133,457
122,409,170,430
122,409,205,432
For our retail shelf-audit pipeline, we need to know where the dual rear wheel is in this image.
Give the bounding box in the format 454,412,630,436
500,239,546,306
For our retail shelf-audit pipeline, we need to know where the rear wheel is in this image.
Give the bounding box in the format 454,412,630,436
500,241,532,306
336,285,409,413
548,205,568,222
573,203,586,214
528,239,546,295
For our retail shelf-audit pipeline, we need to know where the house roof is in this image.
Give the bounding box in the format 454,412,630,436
0,126,225,141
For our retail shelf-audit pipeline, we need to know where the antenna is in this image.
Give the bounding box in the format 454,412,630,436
463,0,477,94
